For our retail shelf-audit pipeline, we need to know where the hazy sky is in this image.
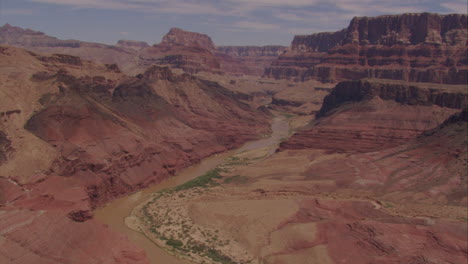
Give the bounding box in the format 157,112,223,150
0,0,466,46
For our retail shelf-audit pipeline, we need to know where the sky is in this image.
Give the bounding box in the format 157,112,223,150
0,0,466,46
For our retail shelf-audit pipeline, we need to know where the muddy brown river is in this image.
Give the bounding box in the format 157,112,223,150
94,116,289,264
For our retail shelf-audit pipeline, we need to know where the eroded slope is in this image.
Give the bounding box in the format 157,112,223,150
0,45,270,264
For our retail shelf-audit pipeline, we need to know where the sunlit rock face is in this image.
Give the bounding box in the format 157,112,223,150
266,13,468,84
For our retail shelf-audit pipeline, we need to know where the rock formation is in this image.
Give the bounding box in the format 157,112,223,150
139,28,222,74
0,23,144,74
161,27,216,51
281,79,466,152
266,13,468,84
0,45,270,263
0,24,280,76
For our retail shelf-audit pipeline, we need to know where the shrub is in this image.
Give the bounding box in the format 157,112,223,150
166,238,184,248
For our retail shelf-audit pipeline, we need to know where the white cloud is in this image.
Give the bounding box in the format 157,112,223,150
440,1,467,13
29,0,141,10
232,21,280,31
25,0,466,38
334,0,425,16
27,0,460,17
228,0,319,7
287,27,318,35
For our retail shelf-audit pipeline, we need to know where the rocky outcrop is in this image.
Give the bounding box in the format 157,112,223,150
343,13,467,45
0,24,286,76
0,46,270,264
0,131,12,165
0,24,143,74
161,27,216,51
217,45,287,75
0,23,81,48
0,24,224,75
318,79,467,116
266,13,468,84
281,79,466,152
138,28,223,74
291,29,346,52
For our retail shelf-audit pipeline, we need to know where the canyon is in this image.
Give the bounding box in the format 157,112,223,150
0,11,467,264
0,45,270,263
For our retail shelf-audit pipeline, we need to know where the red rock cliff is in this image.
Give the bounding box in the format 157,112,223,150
266,13,468,84
281,79,466,153
138,27,223,74
161,27,216,51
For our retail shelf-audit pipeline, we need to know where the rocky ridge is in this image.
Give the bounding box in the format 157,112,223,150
281,79,466,152
0,24,281,76
266,13,468,84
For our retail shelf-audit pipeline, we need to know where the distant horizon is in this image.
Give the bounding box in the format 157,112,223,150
0,0,466,46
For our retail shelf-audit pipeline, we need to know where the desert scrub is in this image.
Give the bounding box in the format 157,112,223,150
204,249,237,264
166,238,184,249
280,113,295,119
174,168,223,191
223,175,248,184
224,156,250,166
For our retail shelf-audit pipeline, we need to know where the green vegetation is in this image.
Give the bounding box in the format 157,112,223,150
224,156,250,166
166,238,184,249
139,158,256,263
223,175,248,184
204,249,237,264
174,168,223,191
280,113,295,119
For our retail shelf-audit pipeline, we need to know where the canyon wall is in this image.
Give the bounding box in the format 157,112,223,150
266,13,468,84
0,45,270,263
281,79,466,153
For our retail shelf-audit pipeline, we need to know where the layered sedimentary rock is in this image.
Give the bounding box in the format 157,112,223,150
0,45,270,263
0,23,142,73
281,79,466,152
217,45,287,75
0,24,277,76
162,27,216,51
139,28,222,74
266,13,468,84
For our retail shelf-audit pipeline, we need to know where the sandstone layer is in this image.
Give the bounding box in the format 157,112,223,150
0,45,270,263
281,79,466,152
266,13,468,84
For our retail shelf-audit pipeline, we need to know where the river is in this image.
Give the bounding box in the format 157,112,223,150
94,116,289,264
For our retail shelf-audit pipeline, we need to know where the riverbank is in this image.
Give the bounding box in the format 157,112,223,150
94,116,290,264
